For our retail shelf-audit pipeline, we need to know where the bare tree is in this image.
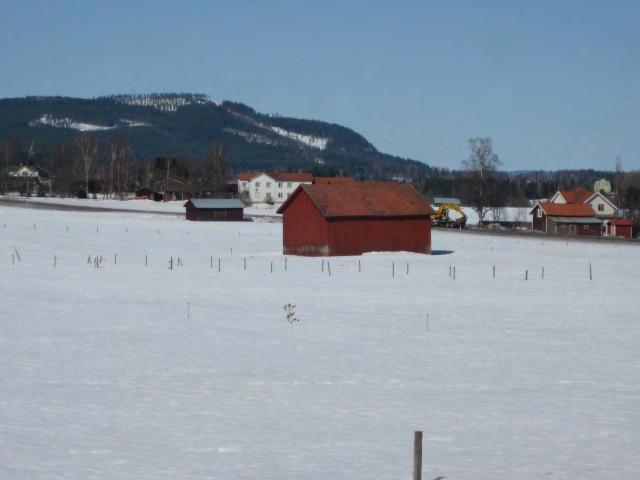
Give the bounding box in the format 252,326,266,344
462,137,503,226
74,133,98,197
196,142,228,197
614,156,624,208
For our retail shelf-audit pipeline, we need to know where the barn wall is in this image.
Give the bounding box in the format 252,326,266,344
548,219,600,236
532,207,545,231
327,217,431,255
282,191,329,255
185,206,244,221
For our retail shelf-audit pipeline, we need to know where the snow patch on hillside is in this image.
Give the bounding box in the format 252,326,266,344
223,106,328,150
112,94,209,112
29,115,150,132
269,126,328,150
223,128,279,146
29,114,115,132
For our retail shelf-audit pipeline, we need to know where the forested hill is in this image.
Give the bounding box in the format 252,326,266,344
0,94,436,179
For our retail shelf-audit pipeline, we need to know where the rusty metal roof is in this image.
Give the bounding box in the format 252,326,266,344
538,202,595,217
277,182,434,218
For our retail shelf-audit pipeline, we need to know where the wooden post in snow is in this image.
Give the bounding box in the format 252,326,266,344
145,254,148,266
413,431,423,480
327,261,331,276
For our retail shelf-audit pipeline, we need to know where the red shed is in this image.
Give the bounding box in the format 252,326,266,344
276,182,433,256
604,219,633,239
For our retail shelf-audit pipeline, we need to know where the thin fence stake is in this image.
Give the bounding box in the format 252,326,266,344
169,256,173,270
145,254,148,266
210,256,213,269
114,253,117,265
525,269,528,281
244,257,247,271
270,261,273,274
449,265,451,277
392,261,395,277
541,266,544,279
327,261,331,276
453,266,456,279
218,257,221,272
493,265,495,278
413,431,423,480
406,262,409,275
285,257,288,271
358,259,361,273
322,259,325,272
589,261,592,280
54,255,56,267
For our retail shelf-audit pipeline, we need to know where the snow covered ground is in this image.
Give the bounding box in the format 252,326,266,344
2,196,280,217
1,205,639,480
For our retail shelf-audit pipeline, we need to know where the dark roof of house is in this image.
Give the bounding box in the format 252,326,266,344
312,177,356,185
155,178,187,192
277,182,434,219
185,199,245,209
269,171,314,182
536,203,596,217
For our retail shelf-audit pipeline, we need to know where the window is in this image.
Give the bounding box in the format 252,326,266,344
583,225,590,229
278,192,283,199
255,182,260,189
560,224,567,229
242,181,247,187
266,182,271,188
537,209,542,218
278,182,283,188
597,204,604,212
287,182,292,188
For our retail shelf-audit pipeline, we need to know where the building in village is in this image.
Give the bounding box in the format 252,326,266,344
277,182,434,256
184,198,244,221
530,202,601,236
134,187,161,201
549,188,618,219
603,219,634,239
237,172,313,204
154,178,190,202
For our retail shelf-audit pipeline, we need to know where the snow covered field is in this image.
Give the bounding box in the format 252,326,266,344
1,205,639,479
2,196,280,217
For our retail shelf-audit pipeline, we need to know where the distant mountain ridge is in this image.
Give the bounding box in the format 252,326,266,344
0,94,436,179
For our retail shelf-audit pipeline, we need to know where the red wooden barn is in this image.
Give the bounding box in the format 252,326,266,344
276,182,434,256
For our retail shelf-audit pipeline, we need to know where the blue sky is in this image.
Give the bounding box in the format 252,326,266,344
1,0,638,170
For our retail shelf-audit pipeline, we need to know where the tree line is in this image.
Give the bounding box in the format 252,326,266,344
0,133,228,199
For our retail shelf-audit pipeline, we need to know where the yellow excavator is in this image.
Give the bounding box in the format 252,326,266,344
432,204,467,228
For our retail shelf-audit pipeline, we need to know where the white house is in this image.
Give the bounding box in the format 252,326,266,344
237,172,313,204
549,188,618,219
8,165,40,178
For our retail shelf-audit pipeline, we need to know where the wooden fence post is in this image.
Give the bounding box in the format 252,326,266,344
413,431,423,480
